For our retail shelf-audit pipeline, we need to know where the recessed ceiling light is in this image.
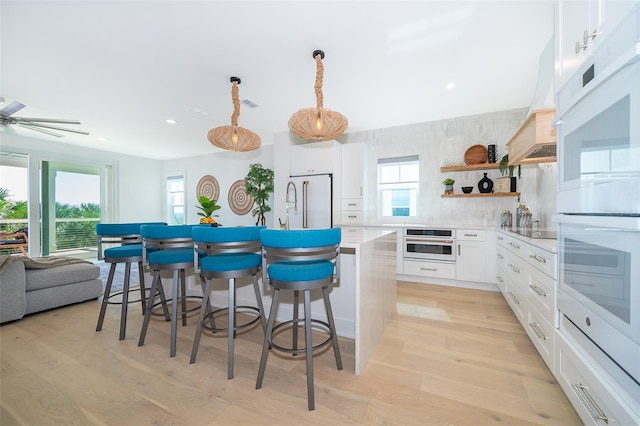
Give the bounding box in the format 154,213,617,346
166,119,177,124
97,137,107,142
446,82,456,89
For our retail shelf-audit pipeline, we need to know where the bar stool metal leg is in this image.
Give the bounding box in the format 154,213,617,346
304,289,315,410
256,288,280,390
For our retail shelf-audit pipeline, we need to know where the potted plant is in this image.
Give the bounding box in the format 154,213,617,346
196,195,221,224
498,154,520,192
442,178,455,195
244,163,274,226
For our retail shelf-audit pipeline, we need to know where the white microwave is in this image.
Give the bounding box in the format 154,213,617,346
556,5,640,215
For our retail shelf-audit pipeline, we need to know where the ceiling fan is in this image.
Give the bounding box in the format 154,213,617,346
0,100,89,137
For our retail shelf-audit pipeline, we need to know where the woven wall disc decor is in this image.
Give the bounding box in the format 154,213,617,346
196,175,220,201
228,180,254,215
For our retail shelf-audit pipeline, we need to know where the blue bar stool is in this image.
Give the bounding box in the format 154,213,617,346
138,224,205,357
95,222,168,340
190,226,267,379
256,227,343,411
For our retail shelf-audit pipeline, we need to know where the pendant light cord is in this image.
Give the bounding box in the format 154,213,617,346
314,53,324,111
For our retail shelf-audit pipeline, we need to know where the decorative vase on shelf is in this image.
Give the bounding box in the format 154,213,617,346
478,173,494,193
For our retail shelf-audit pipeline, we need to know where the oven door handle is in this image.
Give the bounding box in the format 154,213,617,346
405,238,454,244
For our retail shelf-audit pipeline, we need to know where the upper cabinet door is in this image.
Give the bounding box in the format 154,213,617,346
341,142,367,199
555,0,637,92
556,0,596,92
290,140,334,175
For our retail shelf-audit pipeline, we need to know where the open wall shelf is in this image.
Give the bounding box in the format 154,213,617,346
441,192,520,198
440,163,500,172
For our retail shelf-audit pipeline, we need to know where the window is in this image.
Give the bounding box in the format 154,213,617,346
166,175,185,224
378,156,419,217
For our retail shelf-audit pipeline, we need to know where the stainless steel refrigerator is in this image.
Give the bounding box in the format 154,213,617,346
286,174,333,229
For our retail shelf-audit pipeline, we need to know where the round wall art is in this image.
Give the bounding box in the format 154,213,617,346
196,175,220,201
228,179,254,215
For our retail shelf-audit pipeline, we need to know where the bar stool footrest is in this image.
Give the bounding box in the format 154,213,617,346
269,318,334,355
202,305,262,334
104,287,145,305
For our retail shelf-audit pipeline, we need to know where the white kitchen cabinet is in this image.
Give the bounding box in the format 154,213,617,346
340,142,368,225
290,140,334,175
496,229,558,372
341,142,367,199
555,328,640,426
455,229,495,284
403,259,455,280
555,0,637,92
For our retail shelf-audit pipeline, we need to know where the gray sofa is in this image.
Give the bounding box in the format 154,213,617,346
0,256,102,324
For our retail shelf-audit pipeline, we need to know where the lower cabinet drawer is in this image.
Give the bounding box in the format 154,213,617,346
555,331,640,426
341,211,364,225
341,198,363,210
526,304,554,372
403,259,455,280
504,282,527,324
527,265,557,327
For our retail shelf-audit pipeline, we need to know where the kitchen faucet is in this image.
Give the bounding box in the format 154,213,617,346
286,181,297,210
284,181,298,230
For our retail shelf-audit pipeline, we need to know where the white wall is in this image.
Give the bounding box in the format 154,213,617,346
161,145,274,226
1,133,164,223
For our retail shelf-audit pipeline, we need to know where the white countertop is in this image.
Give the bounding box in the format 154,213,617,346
339,228,396,248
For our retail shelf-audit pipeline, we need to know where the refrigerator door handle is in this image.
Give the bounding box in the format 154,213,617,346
303,180,309,228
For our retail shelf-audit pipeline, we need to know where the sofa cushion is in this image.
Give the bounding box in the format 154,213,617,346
26,262,100,292
0,261,27,323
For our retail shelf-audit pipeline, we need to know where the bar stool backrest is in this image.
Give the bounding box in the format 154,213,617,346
192,225,265,273
260,228,341,284
140,224,195,266
96,222,166,260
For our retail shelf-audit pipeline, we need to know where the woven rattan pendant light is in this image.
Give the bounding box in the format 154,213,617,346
208,77,261,152
289,50,348,141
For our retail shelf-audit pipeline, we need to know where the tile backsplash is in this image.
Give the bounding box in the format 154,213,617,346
339,107,557,228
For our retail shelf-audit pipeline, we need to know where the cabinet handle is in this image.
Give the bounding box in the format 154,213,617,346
420,267,437,272
507,291,520,305
458,244,461,256
496,275,504,283
528,322,548,340
575,40,588,54
570,383,610,424
360,186,363,197
508,242,520,249
496,253,503,259
347,215,357,218
508,263,520,274
583,28,600,43
497,236,504,241
529,253,547,264
347,203,357,206
529,284,548,297
463,233,478,237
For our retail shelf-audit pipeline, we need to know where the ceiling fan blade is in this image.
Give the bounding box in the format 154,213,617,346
0,101,26,118
12,117,82,125
17,121,90,135
16,122,64,137
0,123,18,135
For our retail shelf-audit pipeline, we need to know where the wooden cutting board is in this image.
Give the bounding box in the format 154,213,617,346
464,144,488,165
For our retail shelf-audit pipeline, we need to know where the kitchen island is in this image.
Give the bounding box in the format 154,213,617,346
338,228,397,374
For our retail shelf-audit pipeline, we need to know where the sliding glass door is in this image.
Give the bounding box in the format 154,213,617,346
41,161,104,258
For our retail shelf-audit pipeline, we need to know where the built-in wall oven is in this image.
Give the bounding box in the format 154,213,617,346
556,3,640,215
403,228,456,262
557,215,640,392
555,4,640,404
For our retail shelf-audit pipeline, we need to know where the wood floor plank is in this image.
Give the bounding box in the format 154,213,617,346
0,281,580,425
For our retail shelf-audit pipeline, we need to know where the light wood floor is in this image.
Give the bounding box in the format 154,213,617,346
0,281,580,425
